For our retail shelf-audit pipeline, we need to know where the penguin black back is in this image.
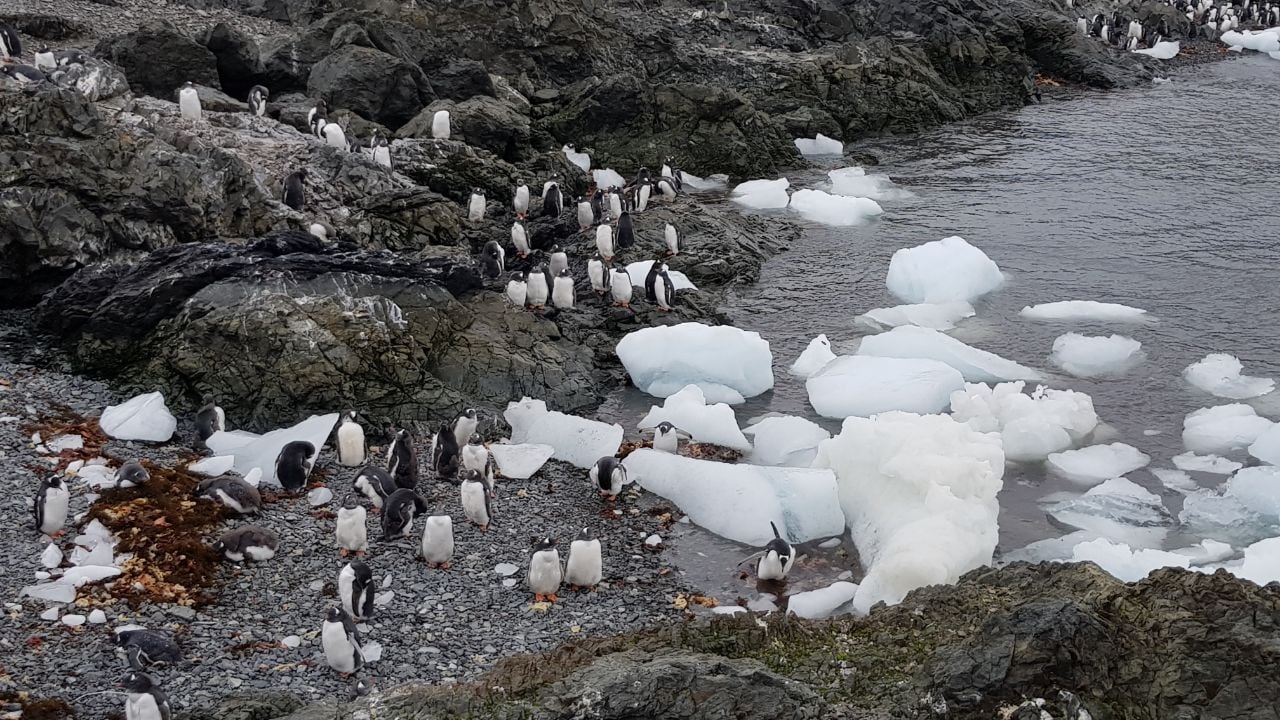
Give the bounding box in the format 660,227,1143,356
431,422,460,480
282,169,307,211
616,212,635,249
542,184,562,218
387,429,418,490
275,440,315,492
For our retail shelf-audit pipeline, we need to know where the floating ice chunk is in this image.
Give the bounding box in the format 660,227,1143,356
858,326,1041,383
1181,404,1273,454
1271,50,1280,60
1250,424,1280,465
1234,536,1280,585
45,435,84,453
1183,353,1275,399
1220,29,1280,52
827,167,912,201
1019,300,1149,323
1172,539,1235,565
1172,451,1242,475
1133,40,1180,58
623,261,698,291
488,444,554,479
99,392,177,442
504,398,623,469
1069,538,1189,582
1049,333,1144,378
730,178,790,209
855,302,975,332
1177,477,1280,548
41,544,63,569
681,173,728,191
637,385,750,451
949,382,1099,462
22,582,76,604
562,145,590,172
786,581,859,619
188,456,235,476
789,334,837,379
813,412,1004,613
1046,443,1151,486
743,416,830,468
806,356,964,418
616,323,774,402
788,189,882,227
793,133,843,156
206,414,338,486
307,487,333,507
886,236,1004,304
1047,477,1171,547
362,641,383,663
1224,466,1280,519
1150,468,1197,493
1003,530,1097,564
624,448,844,546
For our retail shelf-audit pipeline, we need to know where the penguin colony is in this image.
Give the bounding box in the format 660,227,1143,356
1072,0,1278,49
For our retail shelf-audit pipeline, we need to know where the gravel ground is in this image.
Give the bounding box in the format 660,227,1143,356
0,324,696,719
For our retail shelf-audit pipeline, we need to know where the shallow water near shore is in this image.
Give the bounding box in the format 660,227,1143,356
605,55,1280,596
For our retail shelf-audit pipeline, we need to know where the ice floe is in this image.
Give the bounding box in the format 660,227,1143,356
1068,538,1189,582
788,189,883,227
592,168,625,189
786,581,859,619
743,415,830,468
1049,333,1144,378
1183,353,1275,400
855,302,975,332
949,382,1099,462
1046,477,1170,546
729,178,790,209
488,443,554,479
858,326,1042,383
1181,404,1273,454
504,398,623,469
1133,40,1180,59
806,355,964,418
1171,451,1242,475
793,133,843,156
206,414,337,487
1250,424,1280,466
636,385,751,451
1019,300,1149,323
788,334,837,379
885,236,1004,304
1045,443,1151,486
616,323,773,403
99,392,177,442
827,167,913,201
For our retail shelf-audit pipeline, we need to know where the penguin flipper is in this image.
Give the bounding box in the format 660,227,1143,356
736,551,766,568
770,521,782,540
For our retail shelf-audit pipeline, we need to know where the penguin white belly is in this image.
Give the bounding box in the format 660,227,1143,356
126,692,164,720
179,90,201,122
245,545,276,562
338,571,356,616
653,430,679,454
214,489,249,515
588,261,605,293
512,223,530,255
757,550,793,580
565,540,603,587
637,184,651,212
655,274,672,310
607,468,624,496
454,418,478,449
468,196,485,221
506,280,528,306
337,424,366,466
514,186,529,214
461,445,488,473
323,124,347,149
354,476,384,508
40,487,70,534
658,179,676,199
552,277,575,309
321,622,361,673
610,273,632,305
421,517,454,563
595,225,614,260
608,194,622,219
527,276,549,306
373,145,391,168
461,483,489,527
336,508,368,552
577,203,593,228
214,406,226,432
664,224,679,255
528,551,563,595
432,110,451,140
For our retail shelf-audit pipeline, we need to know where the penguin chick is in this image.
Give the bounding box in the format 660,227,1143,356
33,476,69,538
196,474,262,515
115,460,150,487
194,402,225,444
212,525,279,562
336,411,366,467
352,465,397,511
115,629,182,671
274,440,315,493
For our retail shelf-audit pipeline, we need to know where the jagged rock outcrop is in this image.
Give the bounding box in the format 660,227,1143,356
95,21,221,97
403,96,532,162
307,44,434,128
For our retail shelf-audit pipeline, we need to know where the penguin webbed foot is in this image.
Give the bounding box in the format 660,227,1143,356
339,548,349,557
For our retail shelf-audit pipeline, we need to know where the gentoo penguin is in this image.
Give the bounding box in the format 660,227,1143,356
372,137,392,170
739,521,795,581
526,263,551,309
307,99,328,137
196,474,261,515
588,253,607,296
513,181,530,219
386,428,418,490
55,50,88,68
352,465,397,510
336,411,365,467
616,211,635,249
1,65,45,84
468,188,486,222
335,495,368,557
551,268,575,309
609,267,633,308
309,221,335,242
178,82,201,122
635,181,652,213
664,223,680,256
656,175,678,200
590,190,604,223
115,460,150,487
34,46,56,72
542,180,564,218
594,224,615,262
195,401,225,444
430,422,460,480
505,271,528,307
652,421,691,453
212,525,279,562
548,244,568,277
576,196,594,231
321,607,364,677
247,85,269,117
420,514,454,568
589,456,627,501
338,559,375,620
564,527,603,591
1077,16,1088,35
460,433,490,475
511,221,530,258
663,157,684,191
121,671,171,720
460,469,492,530
527,538,563,603
0,23,21,61
431,109,450,140
1125,35,1139,51
282,169,307,211
115,629,182,670
453,409,480,457
321,121,347,150
481,240,506,280
647,262,675,311
633,167,652,188
33,476,70,537
274,440,315,492
607,189,623,221
381,488,428,540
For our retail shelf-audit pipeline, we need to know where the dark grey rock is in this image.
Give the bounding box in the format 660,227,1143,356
429,60,495,101
94,21,220,97
307,44,434,130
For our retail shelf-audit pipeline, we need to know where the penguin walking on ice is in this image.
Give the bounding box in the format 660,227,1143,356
275,440,316,493
386,428,418,490
616,211,635,250
481,240,506,280
596,224,615,262
121,671,171,720
664,223,680,256
115,460,151,487
34,46,56,72
513,181,530,219
0,23,22,61
352,465,397,510
431,422,461,480
588,253,608,296
33,476,69,538
196,474,262,515
336,411,365,467
432,109,450,140
307,99,328,137
528,537,563,603
460,469,493,530
738,521,795,581
552,268,575,309
576,196,594,231
468,188,486,222
609,267,633,308
321,607,364,677
460,433,491,476
548,244,569,277
282,169,307,211
421,514,454,568
372,137,392,170
511,221,531,258
526,263,551,309
648,421,690,453
542,179,564,218
335,495,368,557
589,456,627,501
178,81,202,122
248,85,269,117
506,271,528,307
115,629,182,671
381,488,428,540
195,401,225,445
565,527,603,592
338,559,374,621
212,526,279,562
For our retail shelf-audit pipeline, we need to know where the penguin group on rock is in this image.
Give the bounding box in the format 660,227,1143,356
1072,0,1273,52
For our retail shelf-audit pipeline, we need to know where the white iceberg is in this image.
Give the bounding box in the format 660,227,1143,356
855,302,975,332
616,323,774,403
813,412,1005,614
205,414,338,486
1250,424,1280,466
562,145,590,172
1133,40,1180,59
1177,469,1280,546
949,382,1098,463
1220,29,1280,52
786,581,859,619
730,178,790,209
1150,468,1198,493
1183,353,1275,400
1235,536,1280,586
624,448,845,546
793,133,843,156
1049,333,1144,378
827,167,913,201
623,261,698,291
743,416,831,468
806,355,964,418
489,443,554,479
885,236,1004,304
1019,300,1149,323
503,398,623,469
1181,404,1274,454
857,325,1042,383
592,168,625,189
1046,477,1171,547
789,334,837,379
681,173,728,191
99,392,177,442
1045,443,1151,486
1069,538,1189,582
637,385,751,451
788,189,883,227
188,456,236,476
1171,451,1242,475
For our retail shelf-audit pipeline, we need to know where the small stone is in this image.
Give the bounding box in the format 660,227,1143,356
494,563,519,576
374,591,394,606
40,608,59,621
307,487,333,507
227,677,243,688
62,614,87,627
837,570,853,581
501,578,517,588
309,580,324,591
88,609,107,624
381,574,393,588
166,605,196,621
644,534,662,547
281,635,302,648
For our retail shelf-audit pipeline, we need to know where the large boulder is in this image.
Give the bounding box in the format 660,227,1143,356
94,22,220,98
307,44,434,129
428,60,495,100
201,23,263,100
401,96,531,161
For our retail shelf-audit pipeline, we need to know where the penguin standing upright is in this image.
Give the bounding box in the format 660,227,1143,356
335,495,368,557
432,109,450,140
595,224,615,262
338,559,374,620
321,607,364,677
649,421,690,453
607,189,623,220
386,429,418,490
513,181,530,219
590,190,604,223
34,46,56,72
506,271,528,307
421,514,454,568
468,188,486,222
588,456,626,501
588,253,607,296
195,402,225,445
460,469,492,530
372,137,392,170
307,99,327,136
275,440,315,492
431,422,461,479
526,263,551,309
248,85,269,117
196,475,261,515
738,521,795,581
381,488,428,540
656,175,678,200
542,180,564,218
33,476,69,537
527,538,563,603
178,82,202,122
336,411,365,467
282,169,307,211
122,671,171,720
552,268,575,310
548,245,568,277
460,433,490,475
481,240,506,280
635,182,652,213
609,268,633,308
615,211,635,249
321,121,347,149
664,223,680,256
564,527,603,591
212,526,279,562
1077,16,1088,35
0,24,21,61
511,221,530,258
576,197,594,231
352,465,397,510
